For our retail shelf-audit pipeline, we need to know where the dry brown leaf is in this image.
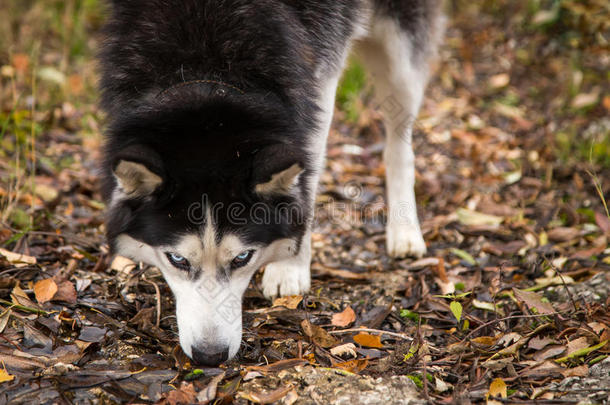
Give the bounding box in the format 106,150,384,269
330,343,357,358
566,337,590,355
561,365,588,377
247,358,309,373
0,248,36,268
160,382,197,405
353,332,383,348
301,320,338,348
331,306,356,327
472,336,497,346
513,288,555,315
196,371,225,404
110,255,137,273
489,73,510,89
533,345,566,361
334,359,369,374
528,336,555,350
12,53,29,74
33,279,58,304
10,284,38,309
595,212,610,234
238,385,293,404
272,295,302,310
53,279,77,303
547,227,580,242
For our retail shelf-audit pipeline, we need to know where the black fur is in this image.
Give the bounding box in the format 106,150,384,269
99,0,439,251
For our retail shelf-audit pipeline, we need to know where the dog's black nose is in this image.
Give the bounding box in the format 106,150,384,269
191,345,229,367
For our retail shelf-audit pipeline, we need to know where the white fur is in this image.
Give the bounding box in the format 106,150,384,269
355,16,429,258
261,62,345,298
115,228,300,360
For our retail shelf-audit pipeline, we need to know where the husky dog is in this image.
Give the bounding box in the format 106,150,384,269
100,0,443,366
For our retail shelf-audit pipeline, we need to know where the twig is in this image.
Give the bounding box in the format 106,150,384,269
544,256,577,312
0,298,48,315
328,328,413,340
461,311,570,342
143,278,161,328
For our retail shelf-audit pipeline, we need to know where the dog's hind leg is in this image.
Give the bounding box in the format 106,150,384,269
355,9,443,258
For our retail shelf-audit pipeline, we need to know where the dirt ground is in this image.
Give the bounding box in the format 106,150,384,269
1,1,609,404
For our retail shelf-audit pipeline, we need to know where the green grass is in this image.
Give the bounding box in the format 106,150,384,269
336,57,368,123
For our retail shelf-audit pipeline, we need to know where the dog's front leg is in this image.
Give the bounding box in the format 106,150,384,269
262,233,312,299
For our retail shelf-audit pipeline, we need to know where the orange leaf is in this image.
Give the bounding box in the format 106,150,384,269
353,332,383,348
334,359,369,374
331,306,356,327
34,279,58,304
272,295,302,309
472,336,497,346
0,368,15,383
12,53,29,74
488,377,507,399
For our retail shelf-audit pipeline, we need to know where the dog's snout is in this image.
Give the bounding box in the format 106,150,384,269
191,345,229,367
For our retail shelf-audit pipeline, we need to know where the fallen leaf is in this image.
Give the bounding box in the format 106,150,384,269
513,288,555,314
561,365,588,377
566,337,590,355
110,255,137,273
556,340,608,363
333,359,368,374
472,336,497,346
247,359,309,373
301,320,338,348
0,309,10,333
595,212,610,234
456,208,503,227
11,284,38,309
547,227,580,242
33,278,58,304
353,332,383,348
331,306,356,327
238,385,293,404
450,248,476,266
53,280,77,303
571,92,599,110
0,248,36,268
533,345,566,361
12,53,29,74
488,378,507,399
0,368,14,383
197,371,225,404
272,295,302,310
489,73,510,89
161,382,197,405
330,343,357,358
528,336,555,350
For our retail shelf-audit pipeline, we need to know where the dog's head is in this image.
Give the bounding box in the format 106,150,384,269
102,90,311,365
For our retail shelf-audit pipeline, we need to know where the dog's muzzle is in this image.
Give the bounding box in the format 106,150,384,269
191,343,230,367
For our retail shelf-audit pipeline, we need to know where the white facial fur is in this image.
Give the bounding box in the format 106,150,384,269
115,225,297,362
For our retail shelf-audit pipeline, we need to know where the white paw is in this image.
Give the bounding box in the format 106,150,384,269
386,223,427,258
262,261,311,300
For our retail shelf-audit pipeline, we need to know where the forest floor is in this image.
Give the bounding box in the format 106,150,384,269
1,1,609,404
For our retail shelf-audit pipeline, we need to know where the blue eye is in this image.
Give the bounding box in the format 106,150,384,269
231,250,255,269
166,253,190,271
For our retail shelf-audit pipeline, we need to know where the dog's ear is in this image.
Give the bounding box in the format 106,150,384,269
112,145,164,198
253,145,304,197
